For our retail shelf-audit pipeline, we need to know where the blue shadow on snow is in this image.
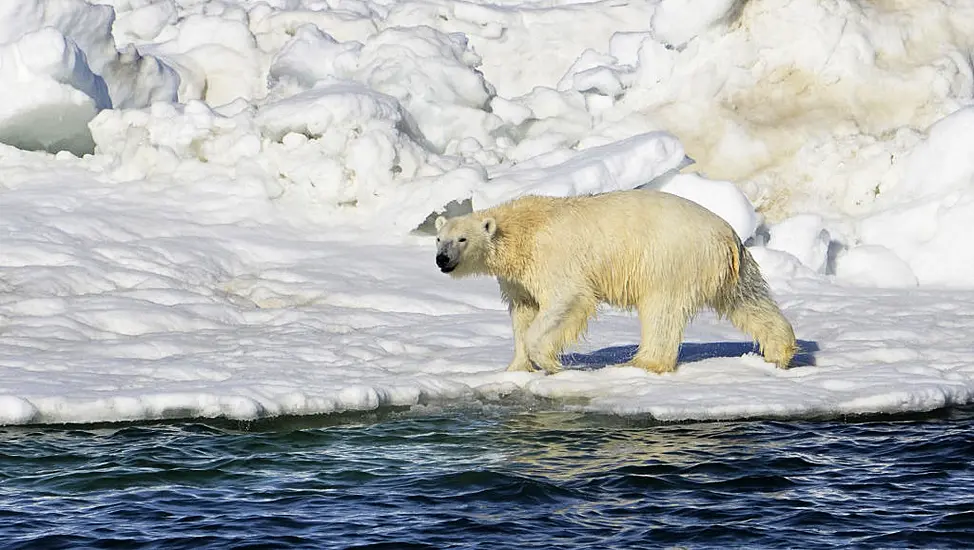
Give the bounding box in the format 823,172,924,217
561,340,819,371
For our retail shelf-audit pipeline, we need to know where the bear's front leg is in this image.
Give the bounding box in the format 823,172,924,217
506,301,538,372
524,305,566,374
526,342,562,374
524,295,594,374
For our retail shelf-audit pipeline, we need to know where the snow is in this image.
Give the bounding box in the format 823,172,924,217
1,0,973,425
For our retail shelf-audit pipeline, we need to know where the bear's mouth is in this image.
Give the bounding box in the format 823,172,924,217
440,266,456,274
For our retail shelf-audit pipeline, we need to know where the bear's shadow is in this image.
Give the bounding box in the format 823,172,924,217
561,340,819,371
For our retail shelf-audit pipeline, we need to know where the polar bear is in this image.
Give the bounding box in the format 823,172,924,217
434,189,797,374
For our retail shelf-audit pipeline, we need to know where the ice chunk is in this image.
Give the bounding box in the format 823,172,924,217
0,28,110,155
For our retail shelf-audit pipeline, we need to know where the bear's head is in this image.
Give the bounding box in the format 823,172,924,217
434,214,497,277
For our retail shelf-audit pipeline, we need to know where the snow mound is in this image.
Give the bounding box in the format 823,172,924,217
650,0,740,48
89,100,260,180
385,0,658,98
354,25,499,153
268,24,362,90
834,245,918,289
0,396,39,425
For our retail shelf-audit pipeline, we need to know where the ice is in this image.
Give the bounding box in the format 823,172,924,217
1,0,181,106
0,0,177,154
0,0,119,73
0,28,109,156
1,0,973,425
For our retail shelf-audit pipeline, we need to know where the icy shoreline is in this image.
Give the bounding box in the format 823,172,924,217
2,166,972,425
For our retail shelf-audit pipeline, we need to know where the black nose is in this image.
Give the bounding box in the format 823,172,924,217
436,253,450,267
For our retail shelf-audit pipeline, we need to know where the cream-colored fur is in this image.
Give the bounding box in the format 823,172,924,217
434,189,797,374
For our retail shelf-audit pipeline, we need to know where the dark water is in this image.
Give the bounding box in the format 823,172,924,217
2,406,973,549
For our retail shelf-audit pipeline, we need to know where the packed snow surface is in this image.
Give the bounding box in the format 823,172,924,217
1,0,973,425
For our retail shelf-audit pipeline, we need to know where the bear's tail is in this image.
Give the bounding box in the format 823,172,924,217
714,238,797,369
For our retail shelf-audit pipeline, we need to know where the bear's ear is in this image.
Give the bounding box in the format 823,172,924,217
435,216,447,231
482,217,497,238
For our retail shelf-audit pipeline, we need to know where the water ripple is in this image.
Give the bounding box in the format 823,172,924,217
1,407,973,548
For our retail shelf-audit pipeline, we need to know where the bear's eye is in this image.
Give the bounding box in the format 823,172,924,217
458,237,467,243
436,237,441,243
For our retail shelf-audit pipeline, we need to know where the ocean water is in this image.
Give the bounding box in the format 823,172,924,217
2,405,972,549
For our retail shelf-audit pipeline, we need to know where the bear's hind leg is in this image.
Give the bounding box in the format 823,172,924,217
631,298,690,374
716,246,797,369
727,299,797,369
506,301,538,372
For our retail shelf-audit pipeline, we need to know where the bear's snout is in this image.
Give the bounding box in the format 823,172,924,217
436,252,456,273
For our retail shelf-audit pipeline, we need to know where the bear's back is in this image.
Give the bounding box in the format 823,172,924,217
494,190,733,242
491,190,739,307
